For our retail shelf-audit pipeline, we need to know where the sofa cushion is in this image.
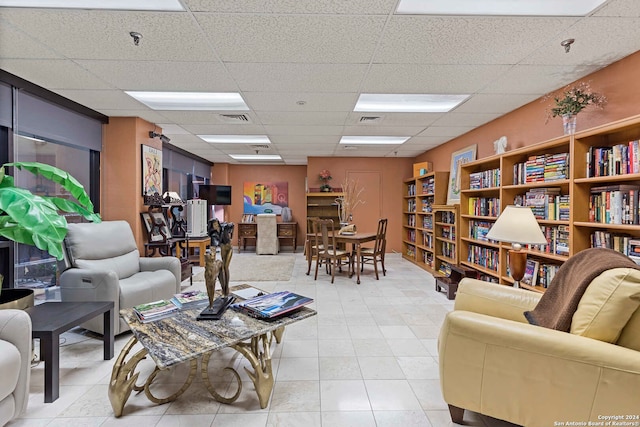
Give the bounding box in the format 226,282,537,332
65,221,140,278
0,340,20,402
570,268,640,343
616,306,640,351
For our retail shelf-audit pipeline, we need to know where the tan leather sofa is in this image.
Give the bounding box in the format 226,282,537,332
0,309,31,426
439,276,640,426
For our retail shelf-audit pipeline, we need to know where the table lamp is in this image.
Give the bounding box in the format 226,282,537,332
485,205,547,287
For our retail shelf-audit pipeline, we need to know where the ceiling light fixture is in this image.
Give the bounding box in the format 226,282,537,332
395,0,606,16
0,0,185,10
340,136,409,145
229,154,282,161
561,38,575,53
355,94,469,113
126,91,249,111
198,135,271,144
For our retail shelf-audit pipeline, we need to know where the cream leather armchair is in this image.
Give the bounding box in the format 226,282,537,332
0,309,31,426
439,278,640,426
60,220,181,335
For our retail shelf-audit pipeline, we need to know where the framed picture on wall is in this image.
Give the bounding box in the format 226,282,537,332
447,144,477,205
141,144,162,197
141,212,165,242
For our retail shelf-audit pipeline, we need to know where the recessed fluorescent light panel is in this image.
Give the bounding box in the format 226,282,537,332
0,0,184,10
340,136,409,145
355,94,469,113
125,92,249,111
198,135,271,144
229,154,282,161
396,0,606,16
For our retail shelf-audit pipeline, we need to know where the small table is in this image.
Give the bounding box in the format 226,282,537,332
306,231,377,284
25,301,114,402
175,236,210,266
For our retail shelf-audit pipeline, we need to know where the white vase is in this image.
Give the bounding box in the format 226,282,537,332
562,114,577,135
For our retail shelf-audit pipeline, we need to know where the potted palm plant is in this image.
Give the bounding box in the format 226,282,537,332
0,162,101,306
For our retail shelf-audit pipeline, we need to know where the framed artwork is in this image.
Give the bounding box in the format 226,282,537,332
447,144,477,205
141,212,171,242
141,145,162,197
242,182,289,214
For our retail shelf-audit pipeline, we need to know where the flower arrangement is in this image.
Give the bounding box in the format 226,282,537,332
319,169,332,192
545,81,606,120
336,178,365,225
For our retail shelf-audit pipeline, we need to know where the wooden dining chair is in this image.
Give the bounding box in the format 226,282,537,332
360,218,388,280
315,219,352,283
306,217,323,276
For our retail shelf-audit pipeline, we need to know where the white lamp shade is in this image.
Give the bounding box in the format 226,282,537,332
485,205,547,245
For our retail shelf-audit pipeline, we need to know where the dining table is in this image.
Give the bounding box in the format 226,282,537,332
306,231,377,284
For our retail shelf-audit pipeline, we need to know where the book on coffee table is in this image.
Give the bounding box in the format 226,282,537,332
231,291,313,319
171,290,209,309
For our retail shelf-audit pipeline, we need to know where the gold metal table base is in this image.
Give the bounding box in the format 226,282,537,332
109,326,284,417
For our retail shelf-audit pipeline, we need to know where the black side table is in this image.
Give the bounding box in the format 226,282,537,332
25,301,114,402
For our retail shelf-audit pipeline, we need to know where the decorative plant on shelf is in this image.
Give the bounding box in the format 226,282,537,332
336,178,365,226
0,162,101,264
544,81,606,134
319,169,332,192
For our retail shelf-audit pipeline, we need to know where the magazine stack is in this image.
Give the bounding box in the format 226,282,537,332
171,290,209,309
232,291,313,319
133,299,179,323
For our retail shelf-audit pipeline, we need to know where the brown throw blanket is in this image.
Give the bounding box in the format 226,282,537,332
524,248,640,331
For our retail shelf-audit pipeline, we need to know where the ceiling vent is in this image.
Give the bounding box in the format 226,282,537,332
343,145,358,150
359,115,383,123
218,114,251,123
250,144,271,150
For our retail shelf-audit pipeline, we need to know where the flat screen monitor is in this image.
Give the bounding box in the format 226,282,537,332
200,184,232,206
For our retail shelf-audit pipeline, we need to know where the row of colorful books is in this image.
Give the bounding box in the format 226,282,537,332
589,184,640,225
586,141,640,178
467,197,501,217
469,168,500,189
512,153,569,185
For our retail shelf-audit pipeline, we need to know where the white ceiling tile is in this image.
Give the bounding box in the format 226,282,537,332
480,65,591,94
196,14,386,63
362,64,511,93
521,17,640,67
185,0,397,14
454,94,539,114
243,92,358,112
156,124,190,135
77,60,238,91
0,21,61,59
53,89,147,110
375,16,578,65
263,125,344,136
345,112,442,127
181,124,266,134
0,9,217,61
227,63,368,92
269,135,340,145
255,111,349,126
403,136,452,147
156,111,259,126
342,126,427,137
96,109,170,124
593,0,640,17
0,59,112,89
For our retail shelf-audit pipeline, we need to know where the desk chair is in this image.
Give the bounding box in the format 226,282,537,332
360,218,387,279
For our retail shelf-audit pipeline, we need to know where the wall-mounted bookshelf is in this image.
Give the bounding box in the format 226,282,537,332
459,114,640,293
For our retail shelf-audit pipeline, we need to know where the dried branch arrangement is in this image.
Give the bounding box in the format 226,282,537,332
336,178,365,224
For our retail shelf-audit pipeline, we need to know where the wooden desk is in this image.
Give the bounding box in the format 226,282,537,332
237,222,298,253
175,236,210,266
306,231,377,284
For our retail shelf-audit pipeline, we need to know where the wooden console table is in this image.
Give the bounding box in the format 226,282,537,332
237,222,297,252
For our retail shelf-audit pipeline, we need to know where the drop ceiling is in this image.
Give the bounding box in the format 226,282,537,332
1,0,640,164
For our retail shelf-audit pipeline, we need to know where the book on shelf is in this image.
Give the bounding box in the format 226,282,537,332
171,290,209,309
231,291,313,319
133,299,179,323
521,259,539,286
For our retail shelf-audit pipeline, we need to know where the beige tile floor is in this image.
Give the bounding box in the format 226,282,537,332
9,252,519,427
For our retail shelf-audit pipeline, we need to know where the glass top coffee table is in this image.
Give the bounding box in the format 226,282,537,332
109,285,316,417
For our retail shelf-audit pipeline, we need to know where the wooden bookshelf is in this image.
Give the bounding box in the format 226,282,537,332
458,114,640,291
402,172,449,275
306,192,344,224
432,204,460,277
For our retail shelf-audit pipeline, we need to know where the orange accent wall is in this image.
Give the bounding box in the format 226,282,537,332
417,50,640,169
102,117,161,253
